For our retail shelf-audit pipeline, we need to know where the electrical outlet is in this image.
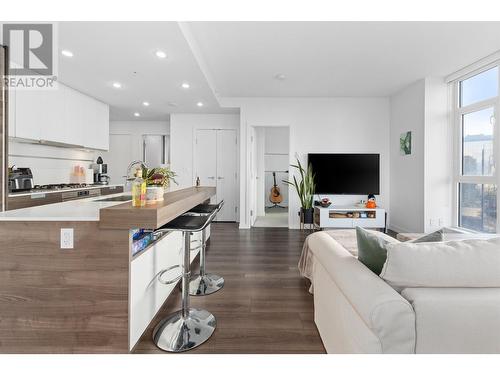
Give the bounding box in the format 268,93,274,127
60,228,74,249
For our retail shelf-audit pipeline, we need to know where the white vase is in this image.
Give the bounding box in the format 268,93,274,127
146,186,164,203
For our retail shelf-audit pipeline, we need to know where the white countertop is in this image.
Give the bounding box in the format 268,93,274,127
8,184,124,197
0,192,131,221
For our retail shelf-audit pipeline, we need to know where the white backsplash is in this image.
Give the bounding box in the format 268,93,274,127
8,140,97,185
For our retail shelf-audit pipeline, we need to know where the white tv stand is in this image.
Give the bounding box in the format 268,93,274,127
314,205,386,232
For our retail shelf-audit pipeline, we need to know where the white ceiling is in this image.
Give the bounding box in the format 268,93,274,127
187,21,500,97
28,21,500,120
58,22,237,121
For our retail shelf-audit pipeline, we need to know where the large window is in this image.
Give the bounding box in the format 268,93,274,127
454,65,499,233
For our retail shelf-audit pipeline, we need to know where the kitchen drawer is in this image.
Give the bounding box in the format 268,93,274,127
8,192,62,210
101,186,124,196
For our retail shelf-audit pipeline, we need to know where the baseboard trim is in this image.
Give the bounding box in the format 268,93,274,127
388,224,413,234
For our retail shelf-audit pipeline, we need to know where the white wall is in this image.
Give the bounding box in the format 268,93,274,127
424,77,453,231
389,80,426,233
8,141,96,186
389,77,452,233
221,97,391,229
107,121,170,161
102,121,170,185
170,113,240,188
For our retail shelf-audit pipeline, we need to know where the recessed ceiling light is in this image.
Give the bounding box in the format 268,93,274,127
61,50,73,57
181,82,190,89
274,73,286,81
155,50,167,59
196,102,204,107
112,82,122,89
142,101,150,107
134,112,140,117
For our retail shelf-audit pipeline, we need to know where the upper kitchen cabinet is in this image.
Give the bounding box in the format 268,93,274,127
9,83,110,151
77,90,109,151
13,87,42,141
7,84,16,138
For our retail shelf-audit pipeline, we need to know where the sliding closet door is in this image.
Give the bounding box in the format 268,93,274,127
194,128,237,222
216,129,237,221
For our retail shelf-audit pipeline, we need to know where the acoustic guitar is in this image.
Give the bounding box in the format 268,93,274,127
269,172,284,204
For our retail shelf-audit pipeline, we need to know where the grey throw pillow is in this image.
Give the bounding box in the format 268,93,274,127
411,229,444,243
356,227,399,275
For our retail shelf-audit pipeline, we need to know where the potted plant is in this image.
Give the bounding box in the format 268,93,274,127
283,157,316,224
142,167,178,203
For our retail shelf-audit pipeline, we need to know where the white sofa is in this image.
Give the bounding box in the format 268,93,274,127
307,231,500,354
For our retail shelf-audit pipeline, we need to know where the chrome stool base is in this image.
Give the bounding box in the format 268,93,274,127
189,273,225,296
152,308,216,352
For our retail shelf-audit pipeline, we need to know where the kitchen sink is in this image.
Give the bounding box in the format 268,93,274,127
96,195,132,202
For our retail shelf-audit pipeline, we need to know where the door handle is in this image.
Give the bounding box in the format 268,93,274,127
207,176,215,180
217,176,224,180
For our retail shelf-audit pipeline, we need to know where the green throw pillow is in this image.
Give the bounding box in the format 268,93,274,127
410,229,444,243
356,227,399,275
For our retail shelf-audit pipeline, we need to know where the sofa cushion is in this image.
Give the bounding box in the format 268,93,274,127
401,288,500,353
380,237,500,288
355,227,400,274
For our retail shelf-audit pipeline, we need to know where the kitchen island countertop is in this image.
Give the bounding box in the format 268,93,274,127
0,186,215,227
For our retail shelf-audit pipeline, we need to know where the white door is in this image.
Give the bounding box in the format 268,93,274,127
216,130,237,221
194,129,217,188
249,127,258,225
194,129,238,222
102,134,133,185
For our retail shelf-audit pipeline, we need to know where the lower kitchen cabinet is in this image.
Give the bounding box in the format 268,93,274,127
100,185,124,196
8,192,62,210
7,186,123,210
129,228,205,350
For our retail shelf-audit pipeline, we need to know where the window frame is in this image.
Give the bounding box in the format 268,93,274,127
452,62,500,233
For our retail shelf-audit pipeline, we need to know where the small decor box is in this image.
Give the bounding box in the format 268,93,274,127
146,186,164,203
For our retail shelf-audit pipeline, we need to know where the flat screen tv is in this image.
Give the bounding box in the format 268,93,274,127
308,153,380,195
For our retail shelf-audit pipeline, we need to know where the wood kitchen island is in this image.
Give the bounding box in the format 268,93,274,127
0,186,215,353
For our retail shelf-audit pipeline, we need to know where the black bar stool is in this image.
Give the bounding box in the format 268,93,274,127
152,214,216,352
186,201,225,296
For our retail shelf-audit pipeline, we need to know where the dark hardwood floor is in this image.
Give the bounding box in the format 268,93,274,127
133,223,326,354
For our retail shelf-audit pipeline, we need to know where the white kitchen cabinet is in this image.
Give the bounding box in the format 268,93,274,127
41,84,67,144
62,85,84,146
62,84,110,150
10,83,109,150
129,229,204,351
7,85,16,137
14,87,42,140
89,99,109,151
